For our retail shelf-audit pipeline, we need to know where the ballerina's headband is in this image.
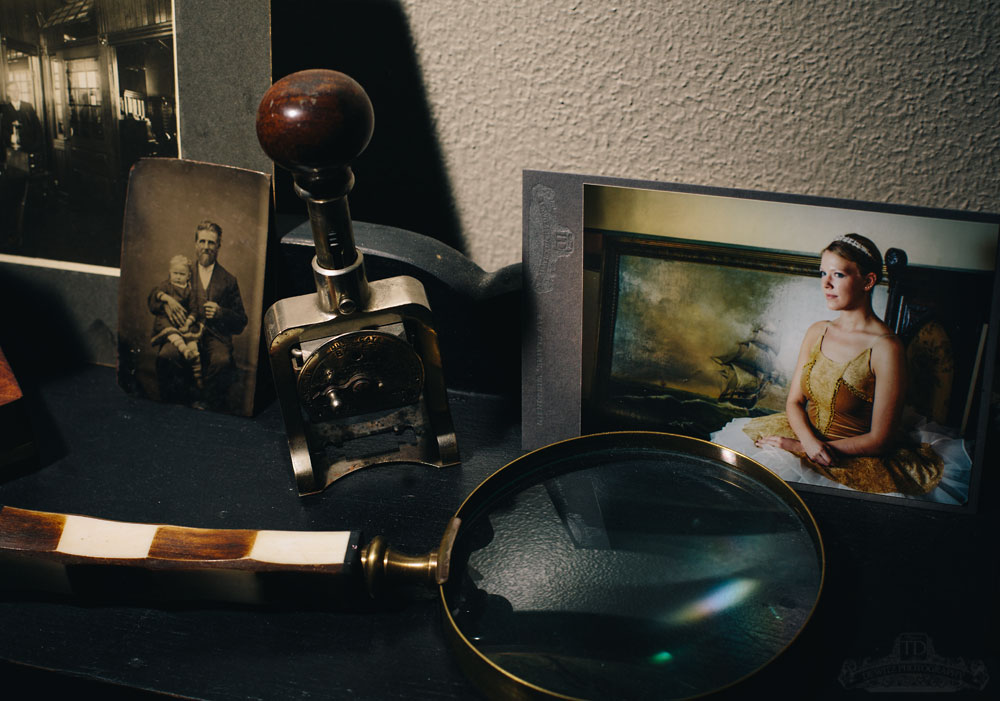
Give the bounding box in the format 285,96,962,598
833,235,875,260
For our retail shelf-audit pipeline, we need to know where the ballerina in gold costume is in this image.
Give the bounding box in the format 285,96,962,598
738,234,943,495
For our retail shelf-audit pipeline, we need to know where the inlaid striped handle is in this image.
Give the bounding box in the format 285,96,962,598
0,505,359,603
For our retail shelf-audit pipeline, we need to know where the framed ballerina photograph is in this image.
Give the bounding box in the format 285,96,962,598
522,171,1000,511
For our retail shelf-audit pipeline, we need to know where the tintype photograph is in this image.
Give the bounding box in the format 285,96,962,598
0,0,177,267
577,182,999,509
117,158,269,417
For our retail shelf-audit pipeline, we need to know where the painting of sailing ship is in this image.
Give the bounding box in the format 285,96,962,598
584,236,888,438
713,324,780,408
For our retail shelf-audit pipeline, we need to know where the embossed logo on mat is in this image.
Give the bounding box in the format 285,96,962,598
840,633,989,692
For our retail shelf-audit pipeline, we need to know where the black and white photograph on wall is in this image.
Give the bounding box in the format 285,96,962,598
117,158,269,417
581,183,1000,510
0,0,177,267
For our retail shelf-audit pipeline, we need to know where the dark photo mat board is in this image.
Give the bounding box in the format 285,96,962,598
522,171,1000,512
116,158,269,417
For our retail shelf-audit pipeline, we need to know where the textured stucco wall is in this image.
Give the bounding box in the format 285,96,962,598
399,1,1000,271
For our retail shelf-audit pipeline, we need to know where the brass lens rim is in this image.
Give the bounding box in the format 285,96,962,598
439,431,826,700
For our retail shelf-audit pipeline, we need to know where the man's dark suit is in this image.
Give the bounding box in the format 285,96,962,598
192,261,247,410
1,99,43,239
0,100,42,159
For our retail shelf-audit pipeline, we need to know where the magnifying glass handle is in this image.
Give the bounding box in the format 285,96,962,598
0,505,456,603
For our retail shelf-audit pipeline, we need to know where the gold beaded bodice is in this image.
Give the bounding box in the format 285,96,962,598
802,329,878,440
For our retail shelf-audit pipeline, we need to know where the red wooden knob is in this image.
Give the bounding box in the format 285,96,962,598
256,69,374,177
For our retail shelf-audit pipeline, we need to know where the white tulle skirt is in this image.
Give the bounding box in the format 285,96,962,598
709,415,972,505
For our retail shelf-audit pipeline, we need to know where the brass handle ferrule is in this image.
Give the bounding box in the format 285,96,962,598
360,517,460,598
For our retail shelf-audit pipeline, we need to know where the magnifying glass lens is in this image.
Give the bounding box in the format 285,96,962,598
443,436,823,699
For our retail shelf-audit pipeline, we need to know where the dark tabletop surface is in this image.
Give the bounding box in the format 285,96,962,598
0,364,996,699
0,363,519,699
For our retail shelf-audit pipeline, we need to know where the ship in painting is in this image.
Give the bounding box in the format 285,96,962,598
712,325,780,408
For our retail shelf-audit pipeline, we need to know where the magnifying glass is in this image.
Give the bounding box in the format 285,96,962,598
0,432,823,699
441,432,823,699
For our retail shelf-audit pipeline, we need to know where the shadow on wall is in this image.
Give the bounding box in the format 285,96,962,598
270,0,464,255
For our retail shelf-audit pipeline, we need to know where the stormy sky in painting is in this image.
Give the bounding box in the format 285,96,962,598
609,254,837,408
